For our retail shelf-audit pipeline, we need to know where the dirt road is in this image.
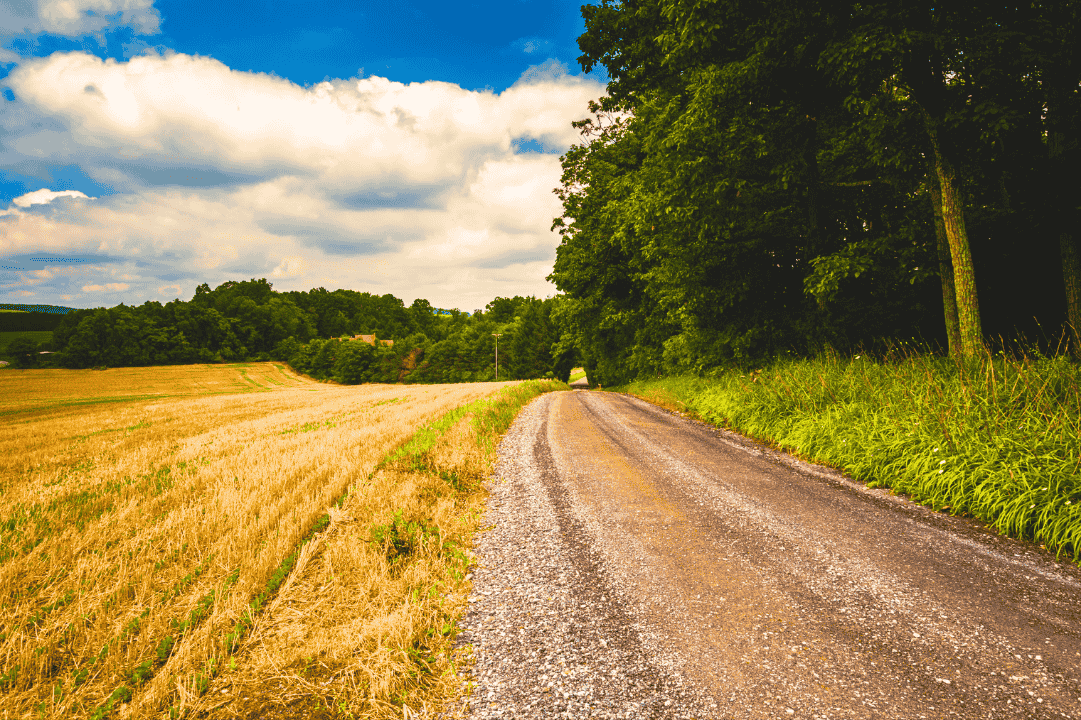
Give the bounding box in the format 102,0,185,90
456,390,1081,719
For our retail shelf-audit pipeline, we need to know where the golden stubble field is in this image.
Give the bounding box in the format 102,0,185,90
0,363,514,718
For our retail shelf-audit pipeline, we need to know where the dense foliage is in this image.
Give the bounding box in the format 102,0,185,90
552,0,1081,385
10,279,574,383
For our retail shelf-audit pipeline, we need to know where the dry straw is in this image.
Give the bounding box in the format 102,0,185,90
0,362,524,718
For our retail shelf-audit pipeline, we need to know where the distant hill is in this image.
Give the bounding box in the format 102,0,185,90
0,303,78,314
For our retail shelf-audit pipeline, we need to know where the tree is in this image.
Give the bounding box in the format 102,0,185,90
817,1,1078,357
408,298,437,337
485,297,531,324
563,0,1073,372
6,337,39,367
550,103,668,384
44,278,569,382
332,340,377,384
563,0,943,376
505,299,556,379
928,166,962,358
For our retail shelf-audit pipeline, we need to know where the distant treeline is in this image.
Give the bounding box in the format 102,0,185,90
3,279,575,383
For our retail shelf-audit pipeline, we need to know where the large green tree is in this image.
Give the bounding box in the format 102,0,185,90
556,0,943,379
556,0,1075,375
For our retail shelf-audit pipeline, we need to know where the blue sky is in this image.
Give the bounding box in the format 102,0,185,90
0,0,606,309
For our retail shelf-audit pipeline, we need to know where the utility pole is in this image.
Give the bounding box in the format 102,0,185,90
492,333,502,380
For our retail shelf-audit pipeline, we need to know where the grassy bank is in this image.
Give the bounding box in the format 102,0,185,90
618,351,1081,563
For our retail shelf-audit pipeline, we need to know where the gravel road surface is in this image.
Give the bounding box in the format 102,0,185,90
453,390,1081,720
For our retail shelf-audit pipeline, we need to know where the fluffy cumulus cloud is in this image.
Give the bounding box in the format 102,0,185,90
0,50,604,308
0,0,160,37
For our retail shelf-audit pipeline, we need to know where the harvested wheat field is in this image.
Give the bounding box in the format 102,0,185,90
0,363,533,719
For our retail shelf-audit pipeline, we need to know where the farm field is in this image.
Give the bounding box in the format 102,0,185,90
0,363,309,417
0,330,53,348
0,363,516,718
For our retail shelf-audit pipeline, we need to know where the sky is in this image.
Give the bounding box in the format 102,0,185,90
0,0,607,311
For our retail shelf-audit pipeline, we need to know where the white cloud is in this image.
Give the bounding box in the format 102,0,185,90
515,58,573,85
4,51,595,191
82,282,128,291
0,52,605,308
0,0,160,36
271,256,306,279
12,188,93,207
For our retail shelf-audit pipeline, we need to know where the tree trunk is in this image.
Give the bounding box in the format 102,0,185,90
1062,233,1081,357
928,168,962,358
927,125,984,358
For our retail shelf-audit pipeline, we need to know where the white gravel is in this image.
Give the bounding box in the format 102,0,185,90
452,393,717,719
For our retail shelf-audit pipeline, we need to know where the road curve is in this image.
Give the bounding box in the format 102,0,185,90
455,390,1081,720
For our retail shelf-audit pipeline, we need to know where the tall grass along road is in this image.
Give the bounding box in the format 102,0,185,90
457,390,1081,719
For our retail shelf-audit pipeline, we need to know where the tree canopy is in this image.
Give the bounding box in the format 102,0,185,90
551,0,1080,384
